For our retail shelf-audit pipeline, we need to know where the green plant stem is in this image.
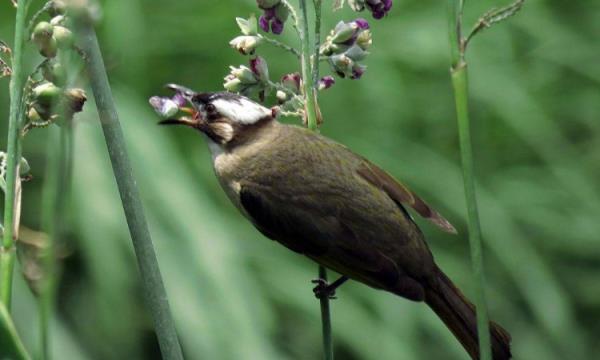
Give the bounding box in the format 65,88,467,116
448,1,491,359
39,123,72,360
73,15,184,360
298,0,318,131
258,35,300,58
318,265,333,360
297,1,332,359
311,0,322,88
1,0,32,310
0,302,32,360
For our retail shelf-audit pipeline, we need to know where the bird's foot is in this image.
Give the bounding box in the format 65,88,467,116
311,276,349,300
312,279,338,299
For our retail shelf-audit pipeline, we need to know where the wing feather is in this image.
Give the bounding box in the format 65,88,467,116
357,161,457,234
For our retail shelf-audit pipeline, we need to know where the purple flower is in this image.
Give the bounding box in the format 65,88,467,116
257,1,289,34
318,76,336,90
366,0,392,19
351,65,366,80
250,56,269,82
281,73,302,93
149,96,181,118
354,18,370,30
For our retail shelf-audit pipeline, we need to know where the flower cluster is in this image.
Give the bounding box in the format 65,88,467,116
31,15,73,58
223,56,270,100
230,15,262,55
256,0,289,35
321,19,372,79
27,12,87,126
348,0,392,19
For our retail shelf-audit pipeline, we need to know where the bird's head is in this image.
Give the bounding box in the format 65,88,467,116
155,84,275,147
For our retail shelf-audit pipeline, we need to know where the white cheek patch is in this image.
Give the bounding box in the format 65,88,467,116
211,122,234,143
212,97,271,124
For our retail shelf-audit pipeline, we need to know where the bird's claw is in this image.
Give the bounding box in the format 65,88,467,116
311,278,337,300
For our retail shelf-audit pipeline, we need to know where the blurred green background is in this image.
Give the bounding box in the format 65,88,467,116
1,0,599,359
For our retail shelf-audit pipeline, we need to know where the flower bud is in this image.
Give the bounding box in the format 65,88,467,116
345,44,368,61
351,64,366,79
281,73,301,93
236,15,258,36
223,76,244,92
270,18,284,35
331,21,358,44
33,82,61,106
42,61,67,86
328,54,355,78
348,0,392,19
250,56,269,83
258,2,287,34
32,22,58,58
276,90,288,104
274,4,289,23
354,18,370,29
39,37,58,58
50,15,65,26
318,76,335,90
32,22,54,43
348,0,366,11
256,0,280,9
52,26,74,49
27,107,42,122
48,0,67,16
32,102,53,121
64,88,87,113
356,29,372,50
149,96,180,118
229,35,262,55
230,65,258,84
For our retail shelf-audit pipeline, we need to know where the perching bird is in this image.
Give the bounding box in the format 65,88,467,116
155,85,511,360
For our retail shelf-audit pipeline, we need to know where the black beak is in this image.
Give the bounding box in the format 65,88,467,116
165,83,196,98
158,117,200,127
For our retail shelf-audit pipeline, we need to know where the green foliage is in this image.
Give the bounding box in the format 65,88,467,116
0,0,599,359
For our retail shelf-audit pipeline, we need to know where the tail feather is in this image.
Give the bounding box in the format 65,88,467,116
425,266,511,360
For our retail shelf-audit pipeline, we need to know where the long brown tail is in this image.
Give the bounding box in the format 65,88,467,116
425,266,512,360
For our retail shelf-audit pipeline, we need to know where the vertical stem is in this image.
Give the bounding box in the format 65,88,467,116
0,302,32,360
39,123,72,360
311,0,322,88
72,14,184,360
318,266,333,360
298,0,318,131
298,1,333,359
1,0,32,310
447,1,491,359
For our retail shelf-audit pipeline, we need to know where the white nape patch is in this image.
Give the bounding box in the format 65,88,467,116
212,97,271,124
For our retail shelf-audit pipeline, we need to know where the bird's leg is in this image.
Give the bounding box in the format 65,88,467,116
311,276,349,299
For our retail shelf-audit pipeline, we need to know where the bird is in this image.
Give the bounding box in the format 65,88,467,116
155,84,512,360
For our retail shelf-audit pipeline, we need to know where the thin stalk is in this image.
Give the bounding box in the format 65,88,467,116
318,265,333,360
298,0,318,131
0,302,32,360
297,1,333,359
39,123,72,360
311,0,322,88
72,14,184,360
1,0,32,310
282,0,301,36
258,35,300,58
447,1,491,359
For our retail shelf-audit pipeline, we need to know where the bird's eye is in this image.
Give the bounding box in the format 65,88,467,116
205,103,216,113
